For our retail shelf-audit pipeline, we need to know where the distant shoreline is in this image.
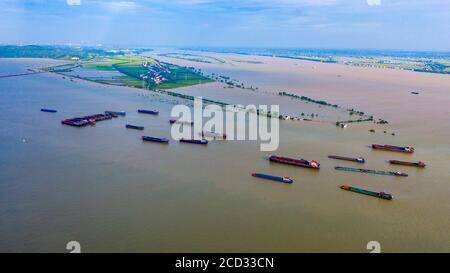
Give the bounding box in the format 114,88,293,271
2,44,450,75
179,47,450,75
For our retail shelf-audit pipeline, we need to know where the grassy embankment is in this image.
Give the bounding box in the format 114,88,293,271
231,59,264,64
158,53,226,64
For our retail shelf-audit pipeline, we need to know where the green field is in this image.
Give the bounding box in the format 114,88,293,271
16,44,213,89
82,63,117,71
63,56,213,89
152,63,213,89
113,60,150,79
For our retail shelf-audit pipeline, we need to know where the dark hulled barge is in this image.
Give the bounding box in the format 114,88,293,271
179,138,208,145
41,108,57,113
389,160,426,168
340,185,393,200
126,124,144,130
105,111,126,116
252,173,293,184
328,155,365,163
62,114,112,127
269,155,320,169
372,144,414,153
335,166,408,177
142,136,169,143
138,109,159,115
169,119,194,125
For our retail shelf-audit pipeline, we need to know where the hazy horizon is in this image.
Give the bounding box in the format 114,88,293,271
3,44,450,55
1,0,450,51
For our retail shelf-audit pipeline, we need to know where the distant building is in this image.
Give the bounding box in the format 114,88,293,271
71,57,80,61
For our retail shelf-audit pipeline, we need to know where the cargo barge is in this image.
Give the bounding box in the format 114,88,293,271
269,155,320,169
41,108,57,113
252,173,293,184
389,160,426,168
169,119,194,125
335,166,408,177
105,111,126,116
179,138,208,145
142,136,169,143
62,114,112,127
126,124,144,130
328,155,365,163
340,185,393,200
105,112,118,118
372,144,414,153
138,109,159,115
201,131,227,139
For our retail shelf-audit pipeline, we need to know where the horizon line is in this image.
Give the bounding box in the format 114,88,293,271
1,43,450,54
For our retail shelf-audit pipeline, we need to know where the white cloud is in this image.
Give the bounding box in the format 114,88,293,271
103,1,140,12
146,0,342,8
66,0,81,6
366,0,381,6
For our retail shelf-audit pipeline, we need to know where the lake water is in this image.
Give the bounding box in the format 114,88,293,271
0,58,449,252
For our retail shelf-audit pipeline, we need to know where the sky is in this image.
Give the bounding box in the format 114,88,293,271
1,0,450,51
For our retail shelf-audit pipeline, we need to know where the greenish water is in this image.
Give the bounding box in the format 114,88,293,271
1,59,449,252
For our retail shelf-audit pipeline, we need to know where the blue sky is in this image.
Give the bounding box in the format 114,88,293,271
1,0,450,51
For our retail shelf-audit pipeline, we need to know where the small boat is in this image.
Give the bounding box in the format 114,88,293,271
372,144,414,153
41,108,57,113
105,111,126,116
138,109,159,115
411,92,420,95
389,160,426,168
179,138,208,145
335,166,408,177
269,155,320,169
340,185,393,200
252,173,293,184
126,124,144,130
328,155,365,163
142,136,169,143
169,119,194,125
